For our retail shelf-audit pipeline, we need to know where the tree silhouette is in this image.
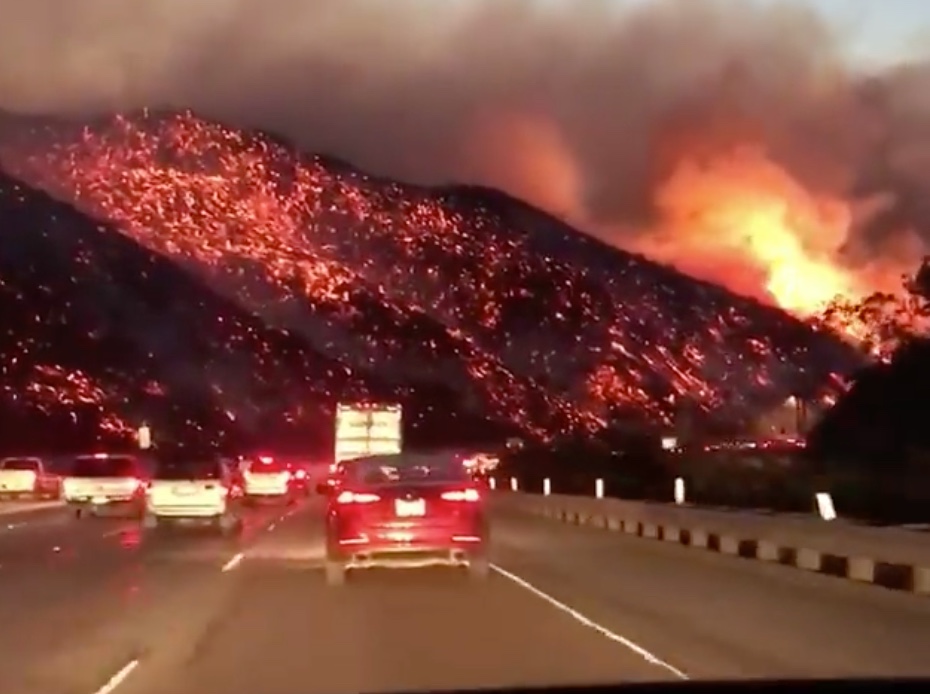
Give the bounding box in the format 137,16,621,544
820,256,930,357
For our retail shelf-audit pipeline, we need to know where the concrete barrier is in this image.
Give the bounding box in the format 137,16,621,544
498,492,930,597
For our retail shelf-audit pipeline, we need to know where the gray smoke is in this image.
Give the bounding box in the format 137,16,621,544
2,0,930,296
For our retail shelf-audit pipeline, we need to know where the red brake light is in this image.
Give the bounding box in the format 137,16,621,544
258,456,273,464
336,491,380,504
441,488,480,502
295,469,306,479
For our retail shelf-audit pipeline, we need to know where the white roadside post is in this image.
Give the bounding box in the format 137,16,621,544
137,424,152,450
815,492,837,521
510,477,518,492
543,478,551,496
674,477,686,505
595,478,604,499
489,477,496,490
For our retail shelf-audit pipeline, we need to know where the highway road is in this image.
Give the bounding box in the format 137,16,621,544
0,498,928,694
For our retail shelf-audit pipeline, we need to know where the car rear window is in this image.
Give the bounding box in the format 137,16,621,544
345,454,469,486
0,458,41,471
71,456,137,478
155,461,222,480
247,457,286,473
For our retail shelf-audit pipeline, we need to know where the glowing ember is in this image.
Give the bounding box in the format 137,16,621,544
0,167,572,444
0,111,867,437
0,363,130,436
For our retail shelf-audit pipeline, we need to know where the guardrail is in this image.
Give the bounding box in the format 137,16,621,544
491,479,930,597
489,473,837,517
495,445,930,524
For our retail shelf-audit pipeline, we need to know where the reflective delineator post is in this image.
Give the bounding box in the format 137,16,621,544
815,492,837,521
137,424,151,450
674,477,685,505
510,477,518,492
489,477,496,490
595,478,604,499
543,478,551,496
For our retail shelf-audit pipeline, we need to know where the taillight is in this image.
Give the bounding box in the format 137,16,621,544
295,469,306,479
440,488,480,502
336,491,380,504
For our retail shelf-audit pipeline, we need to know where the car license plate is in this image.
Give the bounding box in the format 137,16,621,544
174,485,196,496
395,498,425,517
92,496,108,505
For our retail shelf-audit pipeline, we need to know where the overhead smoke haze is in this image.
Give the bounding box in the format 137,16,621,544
2,0,930,315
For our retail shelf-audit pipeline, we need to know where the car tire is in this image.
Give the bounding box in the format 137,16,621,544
325,560,346,587
73,507,84,520
467,555,490,581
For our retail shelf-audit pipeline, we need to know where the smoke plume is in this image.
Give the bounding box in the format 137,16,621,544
2,0,930,311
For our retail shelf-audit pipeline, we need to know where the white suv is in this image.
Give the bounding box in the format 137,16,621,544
144,459,241,534
241,456,294,505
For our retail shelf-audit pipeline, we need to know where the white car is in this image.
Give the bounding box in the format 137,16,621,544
144,459,241,534
0,457,60,500
62,453,147,518
241,456,295,505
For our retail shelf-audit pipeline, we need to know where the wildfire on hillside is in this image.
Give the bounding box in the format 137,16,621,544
0,363,132,436
631,144,925,358
0,112,871,438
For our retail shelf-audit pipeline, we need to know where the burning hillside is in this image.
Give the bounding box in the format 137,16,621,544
0,168,377,448
0,110,864,432
0,168,542,449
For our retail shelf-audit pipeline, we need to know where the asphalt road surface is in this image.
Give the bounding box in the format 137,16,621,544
0,498,929,694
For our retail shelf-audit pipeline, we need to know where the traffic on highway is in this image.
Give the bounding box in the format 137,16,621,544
1,441,930,694
5,2,930,693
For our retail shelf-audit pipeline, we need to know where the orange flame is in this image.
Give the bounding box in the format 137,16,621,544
633,145,917,352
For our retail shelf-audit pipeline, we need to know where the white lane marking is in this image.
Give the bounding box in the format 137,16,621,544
267,504,303,532
491,563,688,680
92,658,139,694
0,500,66,517
222,551,244,572
219,504,302,570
